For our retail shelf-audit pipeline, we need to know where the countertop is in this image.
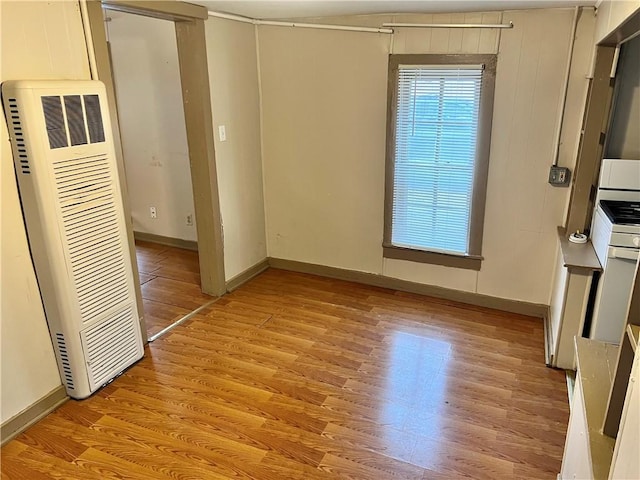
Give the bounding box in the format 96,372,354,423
557,227,602,272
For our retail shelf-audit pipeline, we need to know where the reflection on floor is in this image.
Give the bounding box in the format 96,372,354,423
135,240,212,338
0,269,569,479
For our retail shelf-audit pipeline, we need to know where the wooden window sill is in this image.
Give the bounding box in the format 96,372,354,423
383,244,482,271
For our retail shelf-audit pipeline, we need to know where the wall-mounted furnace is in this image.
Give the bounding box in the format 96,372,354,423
2,80,143,399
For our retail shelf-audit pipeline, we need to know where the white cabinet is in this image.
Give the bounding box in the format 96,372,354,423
560,338,617,480
609,326,640,479
559,333,640,479
561,378,593,479
547,230,601,369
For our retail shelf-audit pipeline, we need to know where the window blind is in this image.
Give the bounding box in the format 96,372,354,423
391,64,483,255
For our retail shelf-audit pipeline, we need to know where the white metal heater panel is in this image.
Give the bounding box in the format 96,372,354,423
2,80,143,399
53,153,131,324
81,305,141,389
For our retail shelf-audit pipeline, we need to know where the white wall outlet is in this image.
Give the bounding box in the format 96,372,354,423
218,125,226,142
186,214,193,226
150,206,157,219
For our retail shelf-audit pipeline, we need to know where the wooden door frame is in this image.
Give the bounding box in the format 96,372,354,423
85,1,226,340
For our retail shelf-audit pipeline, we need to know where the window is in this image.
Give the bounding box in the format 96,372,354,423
383,54,497,270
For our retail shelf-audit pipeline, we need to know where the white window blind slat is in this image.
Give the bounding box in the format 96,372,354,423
391,65,483,256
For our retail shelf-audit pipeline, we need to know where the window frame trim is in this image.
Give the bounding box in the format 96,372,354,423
383,53,497,271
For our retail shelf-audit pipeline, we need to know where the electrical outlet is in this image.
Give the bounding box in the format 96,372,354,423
549,166,571,187
150,206,157,219
186,214,193,226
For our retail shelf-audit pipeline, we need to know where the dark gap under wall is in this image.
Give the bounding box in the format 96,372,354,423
606,35,640,159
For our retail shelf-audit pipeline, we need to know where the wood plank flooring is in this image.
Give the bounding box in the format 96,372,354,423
1,267,569,479
134,241,212,337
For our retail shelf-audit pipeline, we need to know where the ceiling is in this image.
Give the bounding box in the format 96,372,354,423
193,0,596,20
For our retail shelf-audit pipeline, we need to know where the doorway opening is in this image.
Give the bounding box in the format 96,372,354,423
85,1,226,341
105,11,210,339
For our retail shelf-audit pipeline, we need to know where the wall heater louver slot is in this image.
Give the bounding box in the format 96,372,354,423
7,98,31,174
55,333,75,391
64,95,88,146
84,94,105,143
2,80,143,399
41,94,106,149
41,96,68,149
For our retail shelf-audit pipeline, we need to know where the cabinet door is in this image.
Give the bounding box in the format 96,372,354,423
561,379,593,479
609,351,640,479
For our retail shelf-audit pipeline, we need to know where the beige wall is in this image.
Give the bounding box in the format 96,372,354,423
205,18,267,280
0,2,267,424
0,1,91,422
108,12,197,242
259,25,389,274
259,8,596,304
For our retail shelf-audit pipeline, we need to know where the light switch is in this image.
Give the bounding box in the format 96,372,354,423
218,125,226,142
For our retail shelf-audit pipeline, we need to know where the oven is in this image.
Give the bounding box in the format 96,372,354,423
588,160,640,344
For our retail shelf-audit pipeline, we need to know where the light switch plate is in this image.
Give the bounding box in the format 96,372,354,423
218,125,226,142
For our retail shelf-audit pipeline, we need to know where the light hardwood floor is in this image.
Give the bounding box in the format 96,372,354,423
1,250,569,479
134,241,213,338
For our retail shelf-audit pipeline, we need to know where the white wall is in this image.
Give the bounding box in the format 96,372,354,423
0,0,91,422
259,8,596,305
108,12,197,242
205,18,267,280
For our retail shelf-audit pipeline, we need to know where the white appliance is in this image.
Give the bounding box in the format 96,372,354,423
589,159,640,344
2,80,143,399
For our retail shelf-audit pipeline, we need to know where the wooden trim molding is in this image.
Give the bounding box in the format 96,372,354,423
88,0,228,298
600,7,640,46
175,18,227,297
268,257,548,318
1,386,67,446
101,1,208,21
626,259,640,327
383,245,482,271
383,54,496,265
565,46,616,235
133,231,198,251
226,259,270,292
